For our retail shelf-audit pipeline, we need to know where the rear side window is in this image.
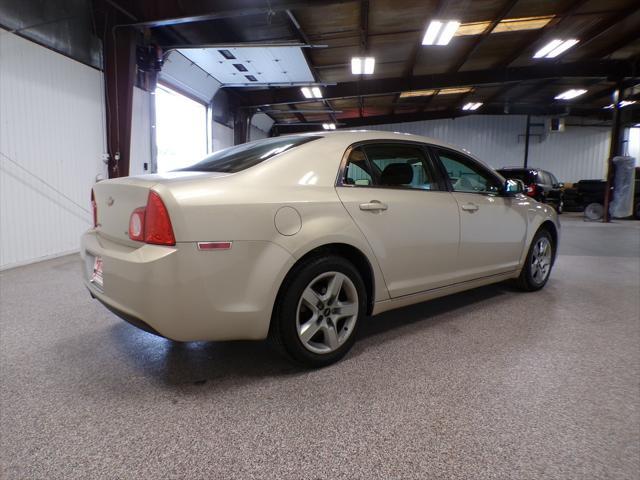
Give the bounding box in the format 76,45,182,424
343,148,373,186
363,144,437,190
180,136,320,173
341,143,439,190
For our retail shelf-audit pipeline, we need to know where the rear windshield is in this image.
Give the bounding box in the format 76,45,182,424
497,169,535,184
179,136,320,173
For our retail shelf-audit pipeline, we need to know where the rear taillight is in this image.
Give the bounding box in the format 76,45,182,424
91,189,98,227
526,183,537,197
128,191,176,246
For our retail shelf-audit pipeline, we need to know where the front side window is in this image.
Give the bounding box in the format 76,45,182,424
180,136,319,173
363,144,436,190
436,149,502,194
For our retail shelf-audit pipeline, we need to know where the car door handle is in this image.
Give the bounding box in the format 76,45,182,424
359,201,388,212
461,203,479,212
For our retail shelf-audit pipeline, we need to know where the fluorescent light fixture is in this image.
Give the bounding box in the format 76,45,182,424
438,21,461,45
462,102,483,111
604,100,637,109
546,39,579,58
301,87,323,99
351,57,376,74
423,20,443,45
554,89,587,100
363,57,375,74
422,20,460,45
322,123,336,130
533,39,579,58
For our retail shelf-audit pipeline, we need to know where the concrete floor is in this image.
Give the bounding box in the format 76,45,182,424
1,213,639,479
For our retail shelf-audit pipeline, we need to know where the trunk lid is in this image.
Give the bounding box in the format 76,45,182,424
93,171,222,245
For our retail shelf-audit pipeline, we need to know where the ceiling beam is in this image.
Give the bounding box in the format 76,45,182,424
128,0,357,29
238,60,636,107
449,0,519,73
284,9,338,125
275,105,612,132
499,0,590,67
572,5,640,58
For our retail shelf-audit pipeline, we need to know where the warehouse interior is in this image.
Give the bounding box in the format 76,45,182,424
1,1,639,478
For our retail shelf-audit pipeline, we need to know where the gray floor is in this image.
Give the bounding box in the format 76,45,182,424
1,214,639,480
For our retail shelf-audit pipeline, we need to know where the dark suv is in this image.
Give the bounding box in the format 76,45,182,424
497,167,564,213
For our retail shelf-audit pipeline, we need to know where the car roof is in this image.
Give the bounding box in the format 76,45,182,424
280,130,493,169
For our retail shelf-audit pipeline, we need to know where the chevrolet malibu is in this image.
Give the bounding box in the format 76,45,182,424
82,131,559,367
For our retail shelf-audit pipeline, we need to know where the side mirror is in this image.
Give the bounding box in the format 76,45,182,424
504,178,524,195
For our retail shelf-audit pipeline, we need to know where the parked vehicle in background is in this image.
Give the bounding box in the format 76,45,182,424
564,173,640,219
497,167,564,213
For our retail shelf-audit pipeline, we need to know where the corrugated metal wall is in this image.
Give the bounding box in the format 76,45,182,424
527,124,610,181
0,31,106,269
365,115,527,168
363,115,611,182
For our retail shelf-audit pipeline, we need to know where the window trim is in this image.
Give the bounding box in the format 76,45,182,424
428,145,508,197
336,140,448,192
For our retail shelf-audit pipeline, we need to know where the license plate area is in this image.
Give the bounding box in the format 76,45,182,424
90,255,104,292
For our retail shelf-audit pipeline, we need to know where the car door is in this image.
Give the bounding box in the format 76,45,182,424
432,147,528,280
336,142,461,298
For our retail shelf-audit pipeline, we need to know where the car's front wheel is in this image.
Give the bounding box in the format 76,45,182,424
516,229,555,291
271,255,366,368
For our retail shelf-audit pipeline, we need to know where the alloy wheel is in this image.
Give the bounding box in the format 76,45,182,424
531,237,552,285
296,271,359,354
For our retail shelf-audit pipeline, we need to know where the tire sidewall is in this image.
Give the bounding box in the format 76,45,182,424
522,230,554,291
275,255,367,367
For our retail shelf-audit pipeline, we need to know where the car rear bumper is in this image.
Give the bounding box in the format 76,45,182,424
81,230,295,341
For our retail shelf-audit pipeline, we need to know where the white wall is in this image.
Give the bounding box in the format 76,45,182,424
527,123,610,181
130,87,152,176
361,115,611,182
212,122,234,151
0,30,107,269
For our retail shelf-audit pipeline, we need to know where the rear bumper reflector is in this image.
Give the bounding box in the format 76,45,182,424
197,241,233,250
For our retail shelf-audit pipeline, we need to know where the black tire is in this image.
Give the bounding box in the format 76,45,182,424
270,254,366,368
516,229,555,292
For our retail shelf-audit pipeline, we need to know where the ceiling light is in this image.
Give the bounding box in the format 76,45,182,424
422,20,461,45
351,57,376,75
301,87,323,99
554,89,587,100
462,102,483,111
533,39,579,58
322,123,336,130
604,100,637,109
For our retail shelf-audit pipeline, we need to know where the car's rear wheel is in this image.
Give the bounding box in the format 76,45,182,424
516,229,555,291
271,255,366,367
